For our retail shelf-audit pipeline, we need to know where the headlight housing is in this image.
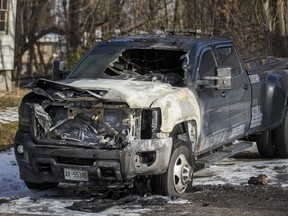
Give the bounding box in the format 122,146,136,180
18,95,33,133
141,108,161,139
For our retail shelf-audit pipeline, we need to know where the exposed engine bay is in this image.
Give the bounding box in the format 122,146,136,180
31,88,160,149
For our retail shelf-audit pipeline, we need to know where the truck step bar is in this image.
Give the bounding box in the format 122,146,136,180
195,141,253,171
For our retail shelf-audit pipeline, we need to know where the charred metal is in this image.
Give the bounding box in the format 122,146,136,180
26,87,163,150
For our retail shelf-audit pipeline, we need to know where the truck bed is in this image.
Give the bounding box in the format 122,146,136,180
245,56,288,74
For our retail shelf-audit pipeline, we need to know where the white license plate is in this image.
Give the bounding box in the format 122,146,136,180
64,168,89,182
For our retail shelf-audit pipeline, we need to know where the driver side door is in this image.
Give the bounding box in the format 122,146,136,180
195,47,230,153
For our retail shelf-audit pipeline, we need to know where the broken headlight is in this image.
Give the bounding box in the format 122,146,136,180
18,102,32,133
140,108,161,139
18,93,36,133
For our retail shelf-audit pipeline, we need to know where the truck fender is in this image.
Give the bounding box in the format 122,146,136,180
151,88,201,142
261,72,287,129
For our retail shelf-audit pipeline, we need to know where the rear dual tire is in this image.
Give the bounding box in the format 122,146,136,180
256,108,288,158
256,130,276,158
274,108,288,158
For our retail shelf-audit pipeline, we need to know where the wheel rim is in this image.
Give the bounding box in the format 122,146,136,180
173,153,193,194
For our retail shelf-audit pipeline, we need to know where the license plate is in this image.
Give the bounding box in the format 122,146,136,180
64,168,89,182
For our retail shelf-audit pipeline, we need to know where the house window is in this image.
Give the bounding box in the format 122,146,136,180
0,0,8,33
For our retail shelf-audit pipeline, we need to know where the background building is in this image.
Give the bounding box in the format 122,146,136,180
21,33,66,81
0,0,17,92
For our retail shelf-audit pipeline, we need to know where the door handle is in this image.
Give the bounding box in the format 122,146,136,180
221,91,226,97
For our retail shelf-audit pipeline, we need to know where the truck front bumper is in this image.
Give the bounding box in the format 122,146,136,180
14,130,173,184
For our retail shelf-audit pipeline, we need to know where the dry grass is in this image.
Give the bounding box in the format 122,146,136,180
0,88,31,110
0,122,18,151
0,88,30,151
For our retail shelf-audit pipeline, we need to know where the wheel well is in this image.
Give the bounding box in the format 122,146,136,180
171,120,197,152
261,74,286,128
171,122,186,137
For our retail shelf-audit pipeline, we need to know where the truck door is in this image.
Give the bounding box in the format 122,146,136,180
215,45,252,140
196,47,230,152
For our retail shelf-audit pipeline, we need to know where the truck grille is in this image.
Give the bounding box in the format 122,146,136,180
56,156,95,166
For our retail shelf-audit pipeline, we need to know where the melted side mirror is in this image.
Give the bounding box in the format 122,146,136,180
197,67,232,90
215,67,232,89
52,61,70,81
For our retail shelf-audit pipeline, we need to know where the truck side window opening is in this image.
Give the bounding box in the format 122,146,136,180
198,50,217,77
217,47,242,75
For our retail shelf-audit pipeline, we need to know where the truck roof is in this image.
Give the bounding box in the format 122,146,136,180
108,33,233,49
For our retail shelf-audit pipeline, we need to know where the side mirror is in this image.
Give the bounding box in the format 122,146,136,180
197,67,232,90
52,61,70,81
215,67,232,89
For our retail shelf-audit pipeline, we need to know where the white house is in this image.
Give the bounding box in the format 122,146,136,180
0,0,17,92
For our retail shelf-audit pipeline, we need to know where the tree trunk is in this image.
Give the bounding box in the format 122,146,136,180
276,0,288,56
183,0,193,29
261,0,273,55
163,0,169,28
68,0,81,52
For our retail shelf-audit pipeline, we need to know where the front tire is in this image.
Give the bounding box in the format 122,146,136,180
24,181,59,190
151,143,194,196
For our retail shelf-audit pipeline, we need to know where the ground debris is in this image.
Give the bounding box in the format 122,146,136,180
202,202,210,207
0,195,21,205
66,187,172,213
67,195,139,213
0,198,10,205
248,174,268,185
136,196,169,206
273,165,287,171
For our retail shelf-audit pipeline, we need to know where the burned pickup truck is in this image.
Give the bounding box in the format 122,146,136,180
14,30,288,196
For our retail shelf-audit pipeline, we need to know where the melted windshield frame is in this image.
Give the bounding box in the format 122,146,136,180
68,42,190,87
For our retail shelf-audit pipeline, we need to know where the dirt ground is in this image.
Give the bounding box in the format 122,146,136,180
59,184,287,216
147,185,288,216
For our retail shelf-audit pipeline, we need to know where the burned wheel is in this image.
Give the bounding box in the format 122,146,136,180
255,130,276,158
24,181,59,190
172,152,193,194
151,143,194,196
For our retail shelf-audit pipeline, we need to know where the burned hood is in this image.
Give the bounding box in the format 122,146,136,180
33,78,180,108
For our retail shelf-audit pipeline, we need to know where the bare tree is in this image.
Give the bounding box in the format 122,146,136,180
13,0,288,84
14,0,64,85
276,0,288,56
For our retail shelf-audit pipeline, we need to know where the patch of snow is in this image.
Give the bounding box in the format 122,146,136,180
0,107,18,123
0,149,29,197
193,145,288,187
167,198,190,204
103,206,151,216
